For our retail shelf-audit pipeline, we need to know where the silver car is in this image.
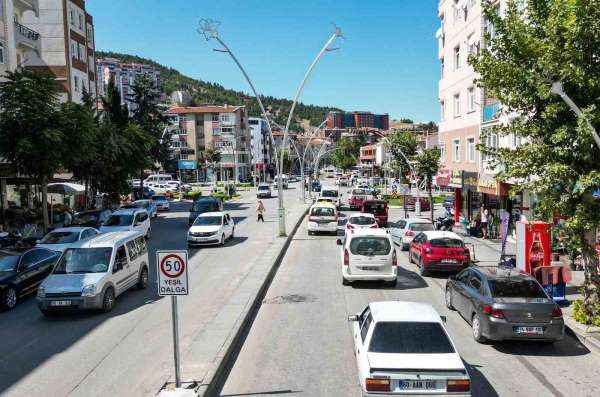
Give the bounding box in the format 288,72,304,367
445,267,564,343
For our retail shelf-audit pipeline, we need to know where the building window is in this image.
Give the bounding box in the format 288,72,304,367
440,143,446,161
483,131,499,161
74,76,79,92
212,113,219,122
440,58,444,78
0,43,4,64
466,138,476,162
79,13,83,30
70,9,75,26
454,45,461,70
453,139,460,162
453,93,461,117
467,87,475,113
79,44,86,62
511,133,522,148
440,100,445,121
71,41,76,58
87,27,93,43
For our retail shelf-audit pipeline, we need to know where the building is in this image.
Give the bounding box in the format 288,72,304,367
96,57,160,113
327,111,390,130
0,0,40,79
165,105,251,182
248,117,273,182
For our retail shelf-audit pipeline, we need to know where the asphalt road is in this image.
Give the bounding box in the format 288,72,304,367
0,184,305,397
221,185,600,397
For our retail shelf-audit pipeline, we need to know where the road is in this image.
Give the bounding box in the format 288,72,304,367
0,185,305,397
221,185,600,397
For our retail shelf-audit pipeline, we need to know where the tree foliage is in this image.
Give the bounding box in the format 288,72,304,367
389,130,418,179
415,148,441,223
332,136,365,171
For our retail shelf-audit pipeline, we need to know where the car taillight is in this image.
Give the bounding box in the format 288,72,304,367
483,304,504,319
369,224,378,228
344,249,349,266
365,378,390,392
552,305,563,319
405,230,415,237
346,223,354,229
447,379,470,392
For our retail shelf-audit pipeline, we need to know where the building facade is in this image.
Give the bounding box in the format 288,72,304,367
327,111,389,130
248,117,273,182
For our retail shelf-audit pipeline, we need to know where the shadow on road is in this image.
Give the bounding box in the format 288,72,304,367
465,362,500,397
350,266,429,291
221,389,303,396
491,327,590,357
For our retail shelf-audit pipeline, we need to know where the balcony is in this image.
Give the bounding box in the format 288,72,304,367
483,102,501,122
14,21,41,53
14,0,39,16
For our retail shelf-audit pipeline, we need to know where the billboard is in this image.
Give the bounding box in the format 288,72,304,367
177,160,197,170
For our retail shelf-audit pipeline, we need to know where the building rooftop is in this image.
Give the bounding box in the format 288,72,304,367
167,105,244,114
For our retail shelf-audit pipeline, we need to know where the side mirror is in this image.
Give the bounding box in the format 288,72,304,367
336,239,343,246
348,314,359,322
440,315,447,323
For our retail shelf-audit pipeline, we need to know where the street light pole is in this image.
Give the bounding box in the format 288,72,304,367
300,119,328,203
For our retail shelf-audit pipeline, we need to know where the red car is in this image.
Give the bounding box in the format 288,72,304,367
360,199,388,227
404,196,431,211
409,230,470,276
349,188,373,210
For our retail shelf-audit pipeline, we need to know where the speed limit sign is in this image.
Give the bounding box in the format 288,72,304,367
156,251,189,296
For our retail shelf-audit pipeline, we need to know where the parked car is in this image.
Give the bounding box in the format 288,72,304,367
349,188,373,210
37,231,149,314
72,209,113,229
345,213,378,230
187,212,235,247
409,231,470,276
338,228,396,286
320,187,341,209
100,208,151,239
404,196,431,211
446,267,565,343
36,227,99,253
348,301,470,396
360,199,388,227
256,183,272,199
389,218,434,250
152,195,170,211
307,203,338,235
189,197,224,225
0,248,61,310
128,199,157,218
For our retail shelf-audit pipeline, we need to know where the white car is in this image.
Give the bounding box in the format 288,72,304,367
36,227,99,253
339,228,397,286
100,208,151,239
187,212,235,247
390,218,435,250
152,195,170,211
307,203,338,235
348,301,471,396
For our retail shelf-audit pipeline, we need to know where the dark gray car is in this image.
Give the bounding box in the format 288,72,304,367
445,267,564,343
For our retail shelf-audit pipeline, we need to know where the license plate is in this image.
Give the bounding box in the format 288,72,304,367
398,380,436,390
441,258,457,263
361,266,378,271
516,326,543,334
50,300,72,306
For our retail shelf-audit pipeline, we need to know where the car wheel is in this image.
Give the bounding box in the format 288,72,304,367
101,288,115,313
342,277,350,286
445,287,455,310
137,267,148,289
1,286,17,310
220,234,225,246
419,258,428,276
401,242,409,251
472,313,487,343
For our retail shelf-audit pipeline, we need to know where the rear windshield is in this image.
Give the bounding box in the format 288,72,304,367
488,279,547,298
321,190,338,198
349,237,391,256
410,223,434,232
192,202,217,212
258,185,270,191
311,207,335,217
152,196,167,201
363,202,386,214
369,322,455,354
39,232,79,244
352,189,366,195
430,238,464,248
349,216,376,225
104,215,133,227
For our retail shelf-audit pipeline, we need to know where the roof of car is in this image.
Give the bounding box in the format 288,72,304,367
369,301,442,323
48,227,91,233
473,266,534,281
310,202,336,209
197,211,226,217
72,231,142,248
348,228,389,237
112,208,146,215
421,231,462,240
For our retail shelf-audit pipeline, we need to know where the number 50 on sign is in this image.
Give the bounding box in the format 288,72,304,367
156,251,189,296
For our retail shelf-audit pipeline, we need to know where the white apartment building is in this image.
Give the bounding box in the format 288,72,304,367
0,0,41,79
248,117,273,182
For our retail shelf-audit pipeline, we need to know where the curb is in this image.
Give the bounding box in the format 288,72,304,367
563,316,600,354
196,205,309,397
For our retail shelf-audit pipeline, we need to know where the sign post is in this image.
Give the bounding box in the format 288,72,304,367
156,250,189,389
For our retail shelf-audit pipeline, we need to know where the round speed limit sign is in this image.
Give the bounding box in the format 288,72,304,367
156,251,189,295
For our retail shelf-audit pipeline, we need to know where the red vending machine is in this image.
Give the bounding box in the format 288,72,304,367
516,221,552,274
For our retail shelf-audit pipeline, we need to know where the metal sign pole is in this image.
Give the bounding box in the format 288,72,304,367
171,295,182,388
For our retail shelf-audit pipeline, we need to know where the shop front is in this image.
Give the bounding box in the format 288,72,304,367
462,172,480,223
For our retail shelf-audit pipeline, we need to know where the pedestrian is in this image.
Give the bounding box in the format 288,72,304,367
481,206,488,239
257,200,265,222
488,211,495,239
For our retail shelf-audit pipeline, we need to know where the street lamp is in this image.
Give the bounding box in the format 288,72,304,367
550,81,600,150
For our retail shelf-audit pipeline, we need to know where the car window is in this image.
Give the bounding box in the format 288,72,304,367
0,255,20,271
468,275,482,293
349,216,376,225
488,279,547,298
349,237,391,256
352,189,366,195
20,250,38,267
413,233,424,244
115,245,128,269
430,238,464,248
135,236,147,256
138,212,148,222
363,202,386,214
397,220,407,229
360,313,373,342
39,231,79,244
226,214,231,222
368,322,455,354
456,269,470,285
126,240,139,261
104,214,134,226
321,190,338,197
223,216,228,225
85,229,99,239
311,207,335,217
410,223,434,232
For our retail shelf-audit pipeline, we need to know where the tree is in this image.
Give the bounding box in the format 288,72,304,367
332,137,364,171
389,130,418,181
471,0,600,321
415,148,441,223
0,70,64,232
203,147,221,183
399,118,414,123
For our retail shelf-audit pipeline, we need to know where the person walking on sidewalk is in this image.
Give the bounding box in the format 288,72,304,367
256,200,265,222
481,206,489,239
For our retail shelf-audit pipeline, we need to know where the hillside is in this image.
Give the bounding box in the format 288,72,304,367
96,51,341,130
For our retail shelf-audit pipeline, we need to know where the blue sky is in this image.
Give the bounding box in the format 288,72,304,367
88,0,439,122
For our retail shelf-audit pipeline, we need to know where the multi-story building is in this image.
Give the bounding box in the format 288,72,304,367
248,117,273,182
327,111,390,130
0,0,41,79
165,105,251,182
96,57,160,113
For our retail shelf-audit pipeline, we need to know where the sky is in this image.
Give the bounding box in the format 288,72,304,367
87,0,440,122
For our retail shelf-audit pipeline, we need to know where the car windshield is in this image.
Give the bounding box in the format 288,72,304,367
0,255,19,271
321,190,338,198
73,213,98,224
311,207,335,217
349,237,391,256
53,248,112,274
368,322,455,354
349,216,376,225
104,214,134,226
410,223,434,232
192,202,215,212
352,189,366,195
488,279,547,298
258,185,269,191
39,231,79,244
363,202,386,214
194,216,222,226
152,196,167,201
430,238,464,248
134,201,150,208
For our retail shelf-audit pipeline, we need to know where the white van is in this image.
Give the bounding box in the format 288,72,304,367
307,203,338,235
36,231,149,314
143,174,173,185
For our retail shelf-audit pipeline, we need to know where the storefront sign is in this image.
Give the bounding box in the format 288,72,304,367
449,170,462,188
463,172,478,188
177,160,197,170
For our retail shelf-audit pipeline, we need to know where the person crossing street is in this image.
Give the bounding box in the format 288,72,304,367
257,200,265,222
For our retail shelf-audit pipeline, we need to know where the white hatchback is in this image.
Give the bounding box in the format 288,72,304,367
36,227,99,253
348,301,471,396
389,218,435,250
99,208,151,239
338,229,397,286
187,212,235,246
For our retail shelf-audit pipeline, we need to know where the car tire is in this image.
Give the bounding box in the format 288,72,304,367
1,286,17,310
220,234,225,246
101,288,115,313
342,277,350,286
445,287,455,310
472,313,487,343
419,258,428,276
137,267,149,289
401,243,409,251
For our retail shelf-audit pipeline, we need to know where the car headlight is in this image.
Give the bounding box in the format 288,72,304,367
37,286,46,298
81,284,96,297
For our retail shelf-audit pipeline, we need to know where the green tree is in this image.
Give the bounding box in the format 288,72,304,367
470,0,600,319
415,148,441,223
332,137,364,171
389,130,418,181
203,147,221,183
0,70,64,232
